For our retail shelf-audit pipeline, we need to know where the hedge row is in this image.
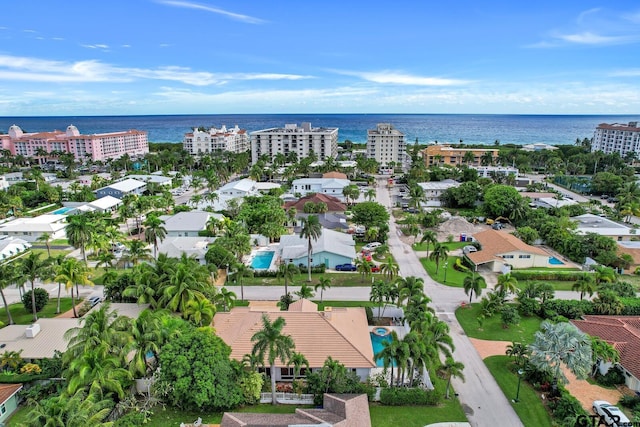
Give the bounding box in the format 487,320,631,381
540,297,640,319
379,387,442,406
510,271,589,281
251,265,327,277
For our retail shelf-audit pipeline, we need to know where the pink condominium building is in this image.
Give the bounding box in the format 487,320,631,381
1,125,149,162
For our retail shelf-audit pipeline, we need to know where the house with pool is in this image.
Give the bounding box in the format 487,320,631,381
465,229,566,272
213,299,376,382
0,214,67,242
276,228,356,269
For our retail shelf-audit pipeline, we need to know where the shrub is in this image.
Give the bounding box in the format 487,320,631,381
500,305,520,328
19,363,42,375
540,300,593,319
365,306,374,325
453,258,470,273
22,288,49,313
595,366,626,387
379,387,442,406
548,388,588,425
619,395,640,409
114,411,148,427
518,297,539,317
620,297,640,315
510,271,589,282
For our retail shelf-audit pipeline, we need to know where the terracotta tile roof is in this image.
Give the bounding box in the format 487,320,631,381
284,193,346,212
323,171,348,179
214,300,375,368
466,229,547,265
571,315,640,381
0,384,22,404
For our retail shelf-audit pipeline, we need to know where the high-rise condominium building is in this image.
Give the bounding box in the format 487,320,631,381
0,125,148,163
250,122,338,164
366,123,406,168
183,125,249,155
591,122,640,157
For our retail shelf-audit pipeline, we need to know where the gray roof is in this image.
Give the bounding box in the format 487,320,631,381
159,210,219,232
295,213,348,230
279,228,355,260
98,178,146,193
156,236,216,259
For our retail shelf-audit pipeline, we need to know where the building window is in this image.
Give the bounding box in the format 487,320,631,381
1,404,5,414
503,255,514,259
519,255,531,259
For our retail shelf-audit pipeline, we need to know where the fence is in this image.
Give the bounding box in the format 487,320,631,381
260,392,315,404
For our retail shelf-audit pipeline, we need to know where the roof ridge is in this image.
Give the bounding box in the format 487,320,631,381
318,309,375,367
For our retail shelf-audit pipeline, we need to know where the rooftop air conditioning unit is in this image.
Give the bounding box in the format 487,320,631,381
25,323,41,338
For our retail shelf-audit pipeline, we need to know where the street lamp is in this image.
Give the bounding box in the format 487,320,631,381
513,369,524,403
443,262,449,283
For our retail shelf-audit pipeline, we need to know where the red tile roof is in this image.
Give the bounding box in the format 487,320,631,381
466,229,547,265
0,384,22,404
284,193,346,212
571,315,640,381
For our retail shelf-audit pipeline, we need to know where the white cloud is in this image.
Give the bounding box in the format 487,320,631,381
81,44,110,49
156,0,264,24
609,68,640,77
332,70,469,86
555,31,635,45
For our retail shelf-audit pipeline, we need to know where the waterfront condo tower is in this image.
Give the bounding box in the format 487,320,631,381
0,125,148,163
591,121,640,158
183,125,249,155
366,123,406,169
250,122,339,165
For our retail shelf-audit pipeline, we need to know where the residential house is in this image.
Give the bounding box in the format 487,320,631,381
0,384,23,424
155,237,216,264
417,180,460,207
95,178,146,199
284,193,347,214
572,213,636,242
160,211,223,237
0,237,31,261
277,228,356,269
85,195,122,213
77,173,112,187
291,178,351,201
616,241,640,273
466,229,557,272
571,316,640,392
213,299,375,382
0,215,67,242
423,144,498,167
3,171,58,186
221,393,371,427
217,178,258,198
474,165,519,178
293,212,349,232
126,174,173,188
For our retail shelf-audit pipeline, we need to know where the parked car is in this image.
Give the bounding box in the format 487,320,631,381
371,265,381,273
362,242,382,251
335,263,357,271
361,253,373,262
111,242,125,252
88,296,102,307
592,400,630,427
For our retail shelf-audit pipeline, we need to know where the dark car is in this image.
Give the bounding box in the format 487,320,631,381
335,263,357,271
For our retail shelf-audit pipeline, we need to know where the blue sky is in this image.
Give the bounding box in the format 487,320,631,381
1,0,639,116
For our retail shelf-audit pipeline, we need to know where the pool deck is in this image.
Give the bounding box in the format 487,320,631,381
245,244,279,271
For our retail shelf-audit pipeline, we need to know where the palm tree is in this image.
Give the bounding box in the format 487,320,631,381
18,252,50,322
288,351,309,381
66,214,93,262
314,276,332,303
397,276,425,307
277,262,298,297
440,357,465,399
364,188,376,201
505,341,529,368
124,240,152,266
159,262,208,314
429,243,449,275
355,258,373,283
593,266,616,285
463,273,485,304
143,214,167,258
95,252,115,273
66,346,132,399
572,275,596,300
0,263,16,324
37,232,52,258
184,298,216,327
380,255,399,280
251,315,296,405
299,215,322,282
375,330,404,386
26,390,114,427
294,283,315,300
231,263,254,301
127,309,166,377
55,258,94,318
213,287,236,312
495,273,518,296
528,320,592,385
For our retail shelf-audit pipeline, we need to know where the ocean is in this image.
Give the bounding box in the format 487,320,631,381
0,114,638,146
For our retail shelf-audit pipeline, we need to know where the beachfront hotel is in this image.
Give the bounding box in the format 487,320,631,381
591,121,640,157
250,122,339,164
423,144,498,167
182,125,249,155
366,123,406,169
0,125,148,163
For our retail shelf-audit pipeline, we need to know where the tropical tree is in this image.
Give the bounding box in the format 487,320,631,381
528,320,592,384
440,357,465,399
66,214,93,262
419,230,437,258
505,341,530,368
124,240,152,266
184,298,216,327
213,287,236,312
18,252,50,322
314,276,332,303
463,273,485,304
572,275,596,300
589,336,620,377
355,258,373,283
127,308,166,377
429,243,449,275
294,283,315,300
380,255,399,280
288,351,310,381
25,390,114,427
0,263,16,324
251,315,296,405
159,261,208,314
397,276,425,307
277,262,298,297
495,273,518,296
231,262,254,301
143,214,167,258
37,232,52,258
299,215,322,282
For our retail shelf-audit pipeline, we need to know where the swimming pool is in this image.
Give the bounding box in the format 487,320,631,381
251,251,275,270
549,256,565,265
52,207,74,215
370,332,395,367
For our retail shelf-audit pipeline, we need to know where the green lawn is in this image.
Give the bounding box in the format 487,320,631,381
484,355,553,427
455,303,543,343
412,241,468,252
421,256,479,288
29,248,73,258
0,298,75,327
147,404,309,426
515,279,576,292
369,399,467,426
6,405,29,426
241,272,371,288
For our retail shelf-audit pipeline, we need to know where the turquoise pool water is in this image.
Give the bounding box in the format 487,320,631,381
370,332,395,367
52,207,74,215
549,256,564,265
251,251,275,269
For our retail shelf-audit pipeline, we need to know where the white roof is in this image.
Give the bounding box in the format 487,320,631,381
219,178,256,193
156,236,216,259
279,228,355,260
0,215,67,233
292,178,351,189
536,197,578,208
127,174,173,184
0,237,30,255
100,178,146,193
88,195,121,210
572,213,635,236
418,179,460,190
160,211,216,232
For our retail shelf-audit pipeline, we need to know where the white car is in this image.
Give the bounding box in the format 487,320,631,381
592,400,631,426
362,242,382,251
